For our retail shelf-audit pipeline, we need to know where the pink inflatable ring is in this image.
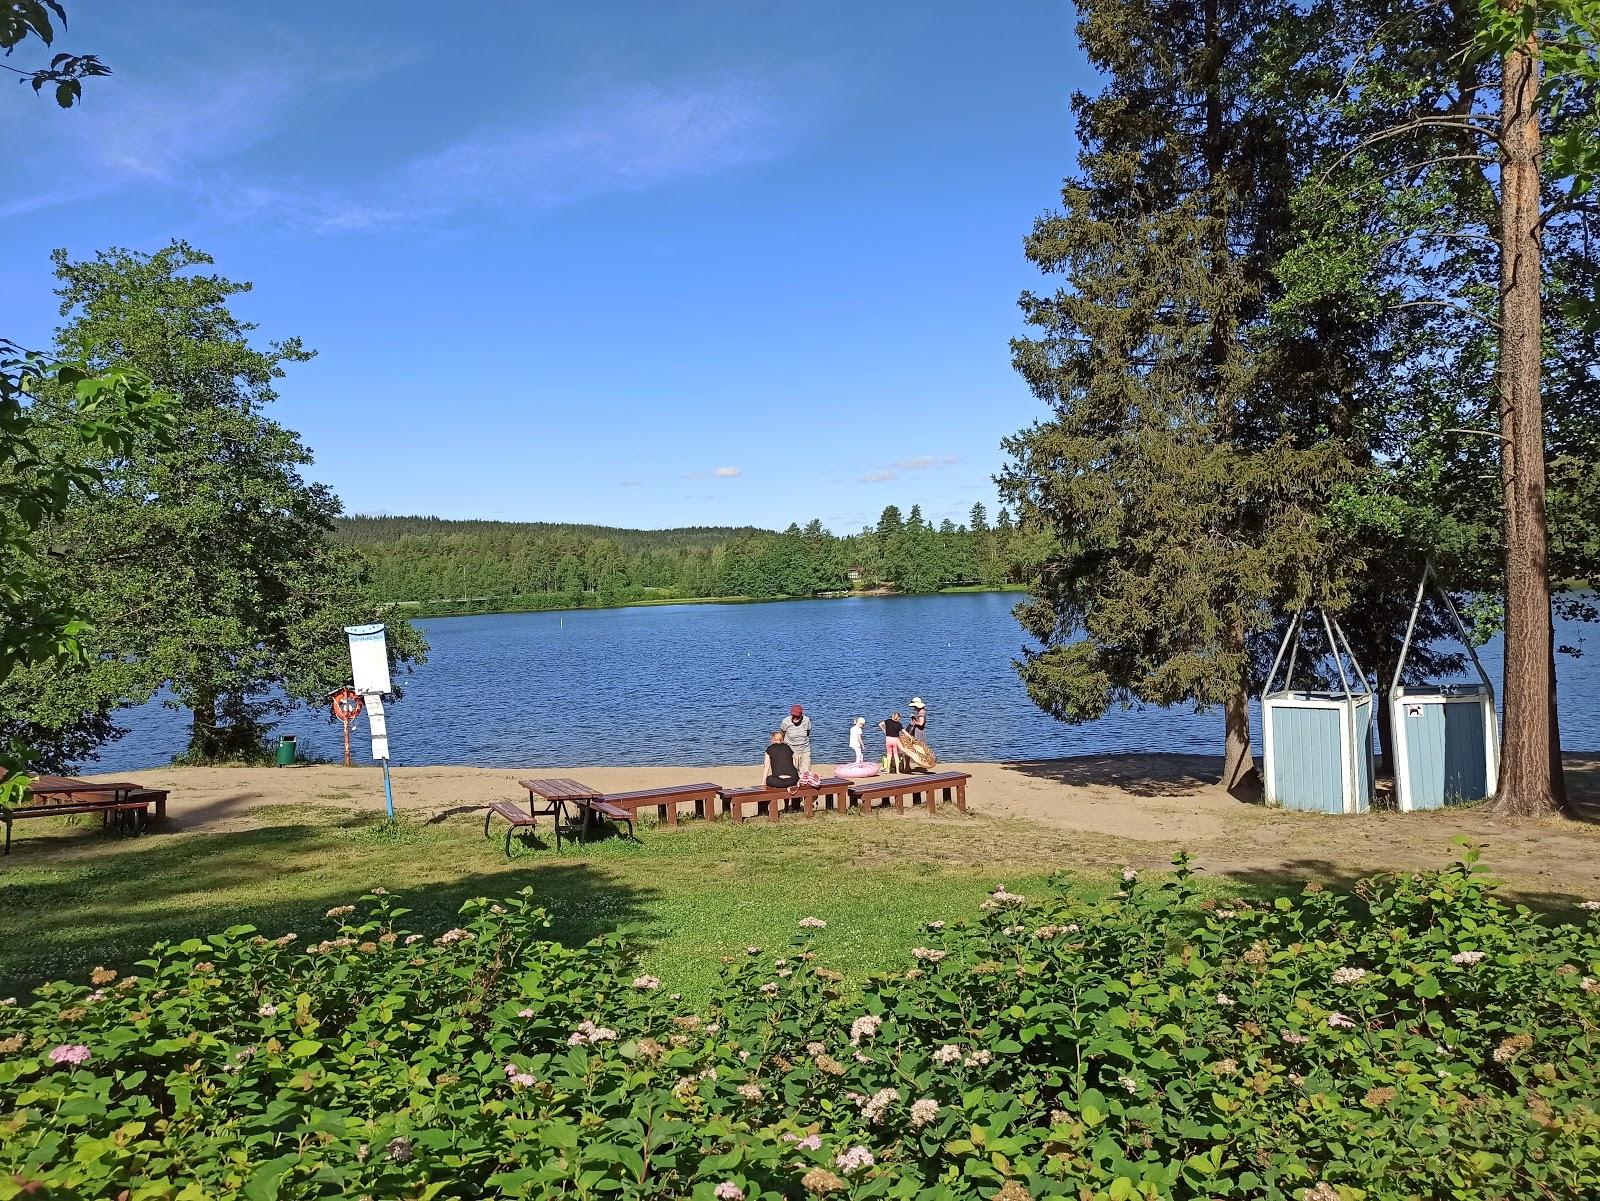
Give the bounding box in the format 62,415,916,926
835,761,880,779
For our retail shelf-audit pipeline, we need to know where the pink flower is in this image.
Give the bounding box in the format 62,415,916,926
858,1086,899,1123
932,1044,962,1065
738,1083,763,1101
632,975,662,990
715,1184,745,1201
1327,1012,1357,1029
926,920,945,931
963,1049,992,1068
49,1044,91,1066
1450,951,1486,966
325,905,355,918
258,1003,278,1017
746,946,762,955
798,1133,821,1151
911,947,946,963
1281,1030,1309,1046
760,982,780,996
910,1097,939,1127
517,1007,535,1018
503,1062,536,1087
1122,867,1137,883
836,1145,875,1174
798,917,827,929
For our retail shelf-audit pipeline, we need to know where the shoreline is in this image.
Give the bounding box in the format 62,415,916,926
383,583,1029,620
82,752,1600,897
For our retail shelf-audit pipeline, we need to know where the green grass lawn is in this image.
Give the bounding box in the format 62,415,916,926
0,805,1211,999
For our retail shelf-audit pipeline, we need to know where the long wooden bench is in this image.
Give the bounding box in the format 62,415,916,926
484,799,546,855
848,771,970,815
718,778,851,822
600,782,721,826
4,798,154,855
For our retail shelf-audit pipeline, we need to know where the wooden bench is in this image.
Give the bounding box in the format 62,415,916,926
484,799,547,855
4,797,154,855
848,771,970,815
124,788,169,820
572,797,636,842
718,777,851,822
600,782,721,826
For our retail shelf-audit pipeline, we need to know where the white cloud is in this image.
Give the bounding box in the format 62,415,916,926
860,469,897,483
712,466,743,478
894,455,961,471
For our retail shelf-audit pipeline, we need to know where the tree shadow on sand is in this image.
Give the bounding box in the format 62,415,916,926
1003,753,1232,799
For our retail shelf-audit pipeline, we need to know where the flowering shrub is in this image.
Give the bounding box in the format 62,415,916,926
1,855,1597,1199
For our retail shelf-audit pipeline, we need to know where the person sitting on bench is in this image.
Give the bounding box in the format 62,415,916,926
762,730,799,789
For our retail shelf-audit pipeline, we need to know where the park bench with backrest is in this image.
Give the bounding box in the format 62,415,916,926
848,770,970,815
599,781,720,826
718,777,851,822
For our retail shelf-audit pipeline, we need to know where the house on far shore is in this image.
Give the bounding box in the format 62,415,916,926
846,567,862,582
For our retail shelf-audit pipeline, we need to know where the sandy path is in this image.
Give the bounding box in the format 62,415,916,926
89,753,1600,900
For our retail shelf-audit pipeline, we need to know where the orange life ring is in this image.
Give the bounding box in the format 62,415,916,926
331,688,365,721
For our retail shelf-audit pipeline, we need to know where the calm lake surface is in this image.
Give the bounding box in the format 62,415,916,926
93,592,1600,772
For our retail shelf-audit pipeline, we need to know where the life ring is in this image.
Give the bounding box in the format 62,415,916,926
836,761,880,779
331,688,365,721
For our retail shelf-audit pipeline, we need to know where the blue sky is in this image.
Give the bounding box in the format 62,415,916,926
0,1,1087,533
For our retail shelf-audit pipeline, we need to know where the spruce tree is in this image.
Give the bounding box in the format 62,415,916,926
1001,0,1360,791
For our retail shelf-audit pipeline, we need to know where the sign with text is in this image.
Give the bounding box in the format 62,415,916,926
344,623,392,695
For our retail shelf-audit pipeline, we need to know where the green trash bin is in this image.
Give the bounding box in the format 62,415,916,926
275,734,297,766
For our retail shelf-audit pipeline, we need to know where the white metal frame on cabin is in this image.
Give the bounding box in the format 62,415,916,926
1261,608,1374,814
1388,564,1500,811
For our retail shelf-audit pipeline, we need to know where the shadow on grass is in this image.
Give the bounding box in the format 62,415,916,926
1211,857,1597,916
0,814,660,997
1002,753,1227,799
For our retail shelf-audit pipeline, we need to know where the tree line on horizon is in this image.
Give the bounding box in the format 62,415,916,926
333,506,1047,613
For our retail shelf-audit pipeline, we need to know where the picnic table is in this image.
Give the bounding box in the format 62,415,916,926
516,777,634,844
5,775,169,854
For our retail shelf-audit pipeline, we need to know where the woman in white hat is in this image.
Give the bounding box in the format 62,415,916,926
906,697,927,742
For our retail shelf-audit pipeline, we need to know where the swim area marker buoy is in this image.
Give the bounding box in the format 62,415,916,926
330,687,365,765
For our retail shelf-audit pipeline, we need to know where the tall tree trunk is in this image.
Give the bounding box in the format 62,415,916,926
189,692,219,761
1375,687,1396,780
1221,617,1258,793
1490,26,1566,817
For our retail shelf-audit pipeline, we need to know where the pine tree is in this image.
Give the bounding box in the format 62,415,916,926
1001,0,1360,791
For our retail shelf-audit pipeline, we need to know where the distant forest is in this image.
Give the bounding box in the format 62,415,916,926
335,506,1047,615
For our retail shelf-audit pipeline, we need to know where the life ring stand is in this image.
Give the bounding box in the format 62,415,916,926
331,688,365,721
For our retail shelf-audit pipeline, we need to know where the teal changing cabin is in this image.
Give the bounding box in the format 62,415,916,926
1388,566,1500,811
1261,609,1375,814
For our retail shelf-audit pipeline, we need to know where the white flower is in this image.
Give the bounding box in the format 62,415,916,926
911,947,946,963
325,905,355,918
737,1083,762,1101
404,934,424,945
932,1043,962,1065
1327,1012,1357,1029
1216,992,1236,1007
746,946,762,955
632,975,662,990
1450,951,1486,966
1281,1030,1309,1046
798,1133,821,1151
858,1086,899,1123
836,1145,875,1174
517,1007,535,1018
760,982,780,996
798,917,828,929
568,1020,618,1046
927,920,945,931
1331,966,1368,986
849,1015,881,1045
963,1049,992,1068
1118,1074,1138,1094
910,1097,939,1127
714,1183,744,1201
1578,900,1600,911
1122,867,1137,883
258,1003,278,1017
0,997,14,1007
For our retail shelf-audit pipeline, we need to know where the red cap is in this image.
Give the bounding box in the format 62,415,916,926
791,704,804,717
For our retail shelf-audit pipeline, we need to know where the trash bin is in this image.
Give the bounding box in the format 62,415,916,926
275,734,297,766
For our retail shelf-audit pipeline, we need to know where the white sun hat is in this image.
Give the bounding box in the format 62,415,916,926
910,697,925,708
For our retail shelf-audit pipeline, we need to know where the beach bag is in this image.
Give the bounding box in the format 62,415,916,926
798,770,821,789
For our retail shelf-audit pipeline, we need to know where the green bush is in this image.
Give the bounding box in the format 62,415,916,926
2,855,1597,1199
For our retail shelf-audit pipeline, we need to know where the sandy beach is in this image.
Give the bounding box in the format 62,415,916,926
86,752,1600,900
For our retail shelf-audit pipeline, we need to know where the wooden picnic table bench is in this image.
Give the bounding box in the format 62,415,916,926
485,799,545,855
601,782,720,826
516,777,635,844
718,777,851,822
848,770,970,815
4,776,164,854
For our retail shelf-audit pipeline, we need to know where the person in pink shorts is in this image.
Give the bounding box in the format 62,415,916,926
878,711,905,772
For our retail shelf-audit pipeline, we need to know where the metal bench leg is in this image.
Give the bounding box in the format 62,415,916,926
484,810,494,840
505,826,516,858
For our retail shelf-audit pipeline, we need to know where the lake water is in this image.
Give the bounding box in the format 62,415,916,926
90,592,1600,772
